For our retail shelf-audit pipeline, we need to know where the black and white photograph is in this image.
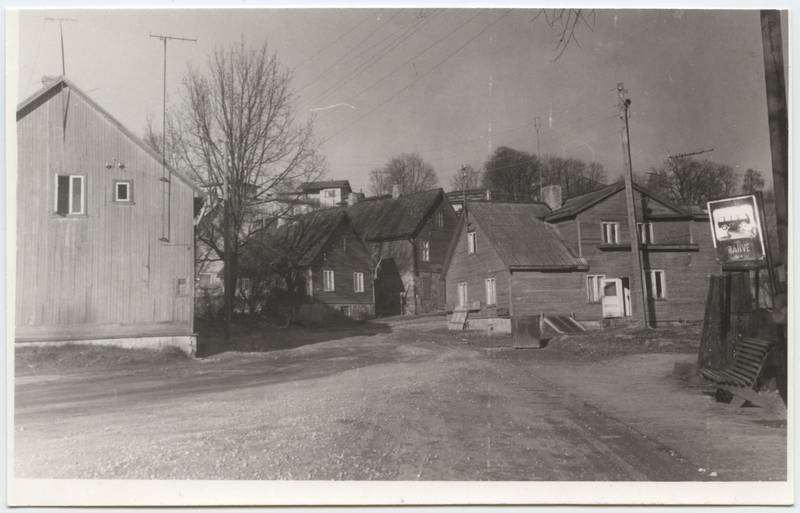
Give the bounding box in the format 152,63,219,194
6,6,792,506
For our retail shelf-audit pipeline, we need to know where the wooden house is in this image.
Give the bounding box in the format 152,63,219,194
299,180,353,208
260,208,374,321
442,202,586,332
347,188,458,316
443,182,721,329
15,77,203,353
542,181,720,324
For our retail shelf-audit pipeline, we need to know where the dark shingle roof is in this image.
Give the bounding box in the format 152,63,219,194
544,181,691,222
347,189,443,241
263,208,349,267
468,202,587,270
299,180,352,193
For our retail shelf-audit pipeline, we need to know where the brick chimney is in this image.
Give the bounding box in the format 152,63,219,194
541,184,562,211
391,184,401,199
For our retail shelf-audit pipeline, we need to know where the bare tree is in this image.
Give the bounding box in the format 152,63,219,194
165,40,325,338
449,164,481,192
368,153,438,196
647,157,737,205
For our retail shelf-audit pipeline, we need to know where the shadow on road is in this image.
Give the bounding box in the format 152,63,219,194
195,317,393,358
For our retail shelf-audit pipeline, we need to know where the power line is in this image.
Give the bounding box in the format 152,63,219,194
341,10,486,106
322,10,510,145
309,10,440,107
298,10,402,94
293,11,374,71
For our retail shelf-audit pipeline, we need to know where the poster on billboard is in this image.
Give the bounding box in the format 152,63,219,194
706,194,766,264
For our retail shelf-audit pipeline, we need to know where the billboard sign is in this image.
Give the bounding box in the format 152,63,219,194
707,194,765,264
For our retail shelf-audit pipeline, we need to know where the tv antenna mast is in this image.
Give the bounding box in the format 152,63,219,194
150,33,197,242
44,17,76,76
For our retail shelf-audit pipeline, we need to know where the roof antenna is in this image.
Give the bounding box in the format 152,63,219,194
44,17,76,76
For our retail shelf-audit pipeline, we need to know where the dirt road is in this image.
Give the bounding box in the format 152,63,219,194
14,319,786,480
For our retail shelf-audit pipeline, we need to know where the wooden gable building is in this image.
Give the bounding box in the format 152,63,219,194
347,188,458,316
15,77,203,353
260,208,375,321
443,182,721,328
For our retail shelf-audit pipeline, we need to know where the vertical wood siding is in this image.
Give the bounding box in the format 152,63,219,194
309,222,374,310
444,216,510,315
16,86,195,341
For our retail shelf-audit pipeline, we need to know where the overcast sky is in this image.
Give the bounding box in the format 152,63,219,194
16,8,775,193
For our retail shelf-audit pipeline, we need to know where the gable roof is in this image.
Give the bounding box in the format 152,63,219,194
347,188,444,242
299,180,352,193
467,202,587,271
544,181,690,222
17,77,203,196
262,208,351,267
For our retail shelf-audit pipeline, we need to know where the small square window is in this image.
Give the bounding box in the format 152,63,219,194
114,180,133,203
176,278,189,297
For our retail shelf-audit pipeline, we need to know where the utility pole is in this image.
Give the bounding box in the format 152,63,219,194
617,82,650,328
44,17,76,76
759,10,788,277
150,33,197,242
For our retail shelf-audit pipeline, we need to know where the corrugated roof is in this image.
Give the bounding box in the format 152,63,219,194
262,208,349,267
17,77,203,196
347,188,443,241
468,202,587,270
299,180,352,193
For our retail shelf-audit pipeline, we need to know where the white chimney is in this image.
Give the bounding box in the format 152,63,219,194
391,184,401,199
541,184,562,210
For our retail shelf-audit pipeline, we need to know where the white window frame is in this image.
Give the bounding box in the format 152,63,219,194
114,180,132,203
586,274,606,303
353,271,365,293
647,270,667,299
601,222,619,244
458,281,468,306
637,222,654,244
485,277,496,306
436,210,444,228
467,231,477,254
422,240,430,262
54,174,85,215
323,269,335,291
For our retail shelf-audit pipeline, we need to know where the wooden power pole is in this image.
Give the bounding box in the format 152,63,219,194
617,83,650,328
759,10,788,278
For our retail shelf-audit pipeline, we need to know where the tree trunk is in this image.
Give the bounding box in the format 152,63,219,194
223,198,235,340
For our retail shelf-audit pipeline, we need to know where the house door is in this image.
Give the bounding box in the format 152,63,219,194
601,278,624,318
374,258,403,316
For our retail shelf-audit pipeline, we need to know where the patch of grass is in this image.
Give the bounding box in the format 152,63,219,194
15,344,189,375
544,323,702,360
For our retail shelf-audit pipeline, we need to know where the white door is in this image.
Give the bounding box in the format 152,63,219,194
458,282,468,307
601,278,624,318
